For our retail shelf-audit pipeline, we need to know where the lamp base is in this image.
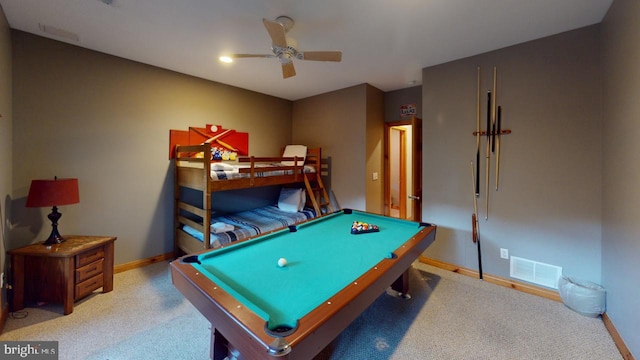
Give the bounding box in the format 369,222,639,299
43,231,65,245
43,206,66,246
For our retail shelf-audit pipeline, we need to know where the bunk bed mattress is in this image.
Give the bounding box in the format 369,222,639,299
182,205,316,246
210,163,316,181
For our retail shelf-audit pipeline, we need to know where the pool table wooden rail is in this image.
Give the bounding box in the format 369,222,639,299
171,222,436,360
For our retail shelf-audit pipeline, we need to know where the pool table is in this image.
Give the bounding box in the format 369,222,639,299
170,209,436,360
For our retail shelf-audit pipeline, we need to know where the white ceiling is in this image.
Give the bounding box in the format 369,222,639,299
0,0,612,101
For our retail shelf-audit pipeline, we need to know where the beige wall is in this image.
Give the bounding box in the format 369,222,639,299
601,0,640,356
422,25,603,283
0,4,13,316
384,86,421,123
292,85,368,211
10,31,292,264
365,84,384,214
292,84,384,213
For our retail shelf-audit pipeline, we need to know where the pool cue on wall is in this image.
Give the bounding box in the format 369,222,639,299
475,67,481,197
471,161,483,279
496,105,502,190
485,90,491,220
470,66,511,198
486,67,498,219
491,67,497,154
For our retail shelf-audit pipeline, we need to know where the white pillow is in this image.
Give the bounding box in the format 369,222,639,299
299,189,306,211
210,222,234,233
281,145,307,166
212,162,235,171
278,188,302,213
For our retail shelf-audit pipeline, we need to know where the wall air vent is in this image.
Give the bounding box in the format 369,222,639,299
38,24,80,42
510,256,562,289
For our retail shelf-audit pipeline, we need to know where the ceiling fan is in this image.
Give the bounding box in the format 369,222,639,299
225,16,342,79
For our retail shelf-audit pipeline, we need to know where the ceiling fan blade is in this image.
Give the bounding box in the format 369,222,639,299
282,62,296,78
298,51,342,62
230,54,275,59
263,18,287,48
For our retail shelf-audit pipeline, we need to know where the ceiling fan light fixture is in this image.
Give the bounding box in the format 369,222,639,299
285,36,298,50
279,55,293,64
275,16,294,32
225,16,342,79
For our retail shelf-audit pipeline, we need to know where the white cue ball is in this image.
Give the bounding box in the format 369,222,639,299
277,258,287,267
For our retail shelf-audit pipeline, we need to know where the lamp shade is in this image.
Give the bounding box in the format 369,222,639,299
26,178,80,208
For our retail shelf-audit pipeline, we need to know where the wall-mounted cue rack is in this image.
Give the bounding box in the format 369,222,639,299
471,66,512,217
472,129,512,136
470,66,513,279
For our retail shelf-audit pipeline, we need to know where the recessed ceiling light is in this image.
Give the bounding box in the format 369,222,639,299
219,56,233,63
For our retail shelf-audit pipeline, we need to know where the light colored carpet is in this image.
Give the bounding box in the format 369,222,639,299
0,261,622,360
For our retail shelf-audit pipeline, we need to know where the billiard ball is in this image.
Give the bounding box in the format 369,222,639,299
277,258,287,267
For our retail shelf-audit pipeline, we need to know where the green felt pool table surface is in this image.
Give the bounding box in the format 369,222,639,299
171,209,437,360
193,209,426,329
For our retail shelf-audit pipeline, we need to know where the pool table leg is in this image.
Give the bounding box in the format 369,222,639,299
210,328,230,360
391,269,412,299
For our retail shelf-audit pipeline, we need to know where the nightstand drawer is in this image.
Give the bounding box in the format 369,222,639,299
76,258,104,283
77,248,105,267
75,274,104,300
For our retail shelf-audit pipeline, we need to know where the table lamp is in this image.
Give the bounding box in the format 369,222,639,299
26,177,80,245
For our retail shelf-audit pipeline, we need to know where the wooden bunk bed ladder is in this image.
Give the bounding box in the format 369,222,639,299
304,173,333,215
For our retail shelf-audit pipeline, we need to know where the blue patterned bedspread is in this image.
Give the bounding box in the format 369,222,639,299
182,205,316,246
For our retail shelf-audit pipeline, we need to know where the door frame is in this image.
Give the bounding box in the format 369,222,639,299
389,126,407,219
384,116,422,221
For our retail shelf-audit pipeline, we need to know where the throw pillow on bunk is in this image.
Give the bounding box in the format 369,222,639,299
278,187,303,213
281,145,307,166
299,189,306,211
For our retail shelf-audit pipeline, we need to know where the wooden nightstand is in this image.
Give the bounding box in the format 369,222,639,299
8,235,117,315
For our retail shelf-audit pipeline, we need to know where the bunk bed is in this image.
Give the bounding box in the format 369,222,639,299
173,143,332,255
